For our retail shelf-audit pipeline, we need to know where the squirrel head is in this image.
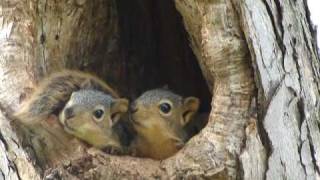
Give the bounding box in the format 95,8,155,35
59,90,128,149
130,89,200,144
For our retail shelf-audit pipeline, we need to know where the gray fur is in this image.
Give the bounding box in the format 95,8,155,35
69,89,114,109
136,89,183,106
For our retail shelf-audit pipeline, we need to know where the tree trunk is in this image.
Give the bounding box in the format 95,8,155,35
0,0,319,180
235,0,320,179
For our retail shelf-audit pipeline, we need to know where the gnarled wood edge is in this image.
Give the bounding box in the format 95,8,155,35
0,0,259,179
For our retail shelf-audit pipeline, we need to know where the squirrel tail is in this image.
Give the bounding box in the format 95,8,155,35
14,70,118,125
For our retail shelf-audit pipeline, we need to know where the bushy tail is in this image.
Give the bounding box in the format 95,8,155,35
14,70,119,125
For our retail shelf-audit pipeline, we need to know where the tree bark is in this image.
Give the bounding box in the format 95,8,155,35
0,1,42,179
0,0,319,180
235,0,320,179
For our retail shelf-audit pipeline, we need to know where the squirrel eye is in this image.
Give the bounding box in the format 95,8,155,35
159,103,171,114
93,109,104,120
64,108,74,119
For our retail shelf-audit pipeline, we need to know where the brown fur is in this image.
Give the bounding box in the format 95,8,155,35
129,89,200,160
15,70,119,125
58,89,128,150
13,70,126,167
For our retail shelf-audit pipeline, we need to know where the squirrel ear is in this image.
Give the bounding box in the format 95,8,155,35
181,97,200,125
110,98,129,124
111,98,129,114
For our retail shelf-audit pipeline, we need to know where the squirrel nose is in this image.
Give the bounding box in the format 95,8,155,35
130,102,138,113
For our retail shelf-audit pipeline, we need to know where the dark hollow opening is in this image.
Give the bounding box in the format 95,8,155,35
116,0,211,136
115,0,211,110
67,0,211,137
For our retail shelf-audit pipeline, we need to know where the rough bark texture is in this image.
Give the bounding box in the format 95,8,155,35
0,0,319,180
174,0,255,178
235,0,320,179
0,1,41,179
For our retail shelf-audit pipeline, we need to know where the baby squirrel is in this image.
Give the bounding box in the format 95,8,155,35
129,89,200,160
59,89,128,150
16,70,120,124
14,70,128,165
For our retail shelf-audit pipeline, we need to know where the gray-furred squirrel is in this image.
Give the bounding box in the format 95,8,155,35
14,70,202,163
129,88,200,160
14,70,129,166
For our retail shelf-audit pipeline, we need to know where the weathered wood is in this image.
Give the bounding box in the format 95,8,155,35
0,1,41,179
239,116,266,180
235,0,320,179
0,111,40,180
0,0,319,179
174,0,256,178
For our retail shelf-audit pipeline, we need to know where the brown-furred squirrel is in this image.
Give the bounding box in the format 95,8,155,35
14,70,128,166
129,89,200,160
